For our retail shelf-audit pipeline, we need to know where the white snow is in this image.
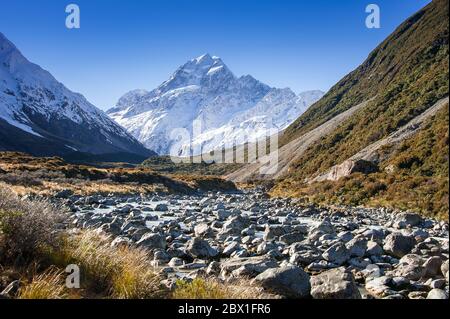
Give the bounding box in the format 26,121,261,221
0,32,138,144
108,53,324,156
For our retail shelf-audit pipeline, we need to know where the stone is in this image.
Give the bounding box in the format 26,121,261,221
323,243,350,266
393,212,422,229
215,209,232,220
430,279,446,289
399,254,425,267
289,244,322,266
256,241,278,255
391,264,424,281
310,267,361,299
136,232,167,250
337,231,354,242
54,189,74,199
186,237,219,259
220,256,278,278
317,159,379,182
426,288,448,299
279,231,305,245
194,223,214,238
263,225,287,241
383,233,415,258
346,236,368,257
220,215,250,236
422,256,443,278
365,276,395,299
110,236,132,248
155,203,169,211
168,257,184,267
441,260,449,277
408,291,428,299
222,241,240,256
253,265,311,298
206,261,221,275
365,241,384,256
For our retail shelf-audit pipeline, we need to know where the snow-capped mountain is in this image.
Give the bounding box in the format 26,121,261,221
0,32,153,160
108,54,324,156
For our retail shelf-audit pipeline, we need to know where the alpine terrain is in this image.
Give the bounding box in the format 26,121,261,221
0,32,154,162
107,54,323,156
228,0,449,219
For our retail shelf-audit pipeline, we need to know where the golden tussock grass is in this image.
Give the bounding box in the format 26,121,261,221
172,278,268,299
18,269,67,299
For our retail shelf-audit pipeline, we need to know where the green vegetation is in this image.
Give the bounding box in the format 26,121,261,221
271,0,449,219
282,0,448,149
272,106,449,220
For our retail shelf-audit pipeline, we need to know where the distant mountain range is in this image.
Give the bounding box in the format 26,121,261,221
107,54,323,156
0,32,154,162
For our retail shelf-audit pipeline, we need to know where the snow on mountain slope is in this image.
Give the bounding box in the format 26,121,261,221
108,54,324,156
0,32,152,158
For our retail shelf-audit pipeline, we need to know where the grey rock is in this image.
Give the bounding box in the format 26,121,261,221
393,212,422,229
423,256,443,278
194,223,214,238
365,241,384,256
254,265,311,298
427,288,448,299
346,236,368,257
279,231,305,245
323,243,350,266
136,232,167,250
186,237,219,259
310,267,361,299
383,233,415,258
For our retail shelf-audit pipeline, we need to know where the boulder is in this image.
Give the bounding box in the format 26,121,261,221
263,225,288,241
422,256,443,278
279,231,305,245
220,256,277,278
365,241,384,256
323,243,350,266
383,233,415,258
155,203,169,211
194,223,214,238
310,267,361,299
440,259,449,277
136,232,167,250
186,237,219,259
427,288,448,299
346,236,368,257
253,266,311,298
393,212,422,229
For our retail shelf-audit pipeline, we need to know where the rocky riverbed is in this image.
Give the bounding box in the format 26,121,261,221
60,189,449,299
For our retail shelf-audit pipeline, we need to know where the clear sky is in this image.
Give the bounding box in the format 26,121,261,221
0,0,431,110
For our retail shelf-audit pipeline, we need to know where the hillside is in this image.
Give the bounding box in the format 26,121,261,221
228,0,449,219
0,32,154,161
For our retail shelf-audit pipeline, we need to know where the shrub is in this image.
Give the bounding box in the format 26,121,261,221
0,186,65,264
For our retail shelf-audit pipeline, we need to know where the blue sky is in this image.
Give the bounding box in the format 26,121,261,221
0,0,431,109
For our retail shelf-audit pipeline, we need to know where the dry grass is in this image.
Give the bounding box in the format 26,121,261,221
0,186,65,264
172,278,267,299
0,152,236,196
18,269,67,299
60,231,166,299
